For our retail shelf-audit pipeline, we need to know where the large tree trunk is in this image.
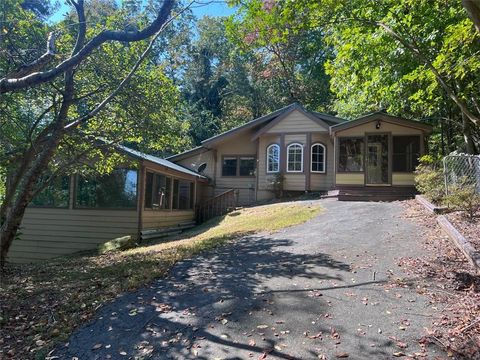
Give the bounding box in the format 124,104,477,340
462,113,477,154
463,0,480,34
0,139,61,266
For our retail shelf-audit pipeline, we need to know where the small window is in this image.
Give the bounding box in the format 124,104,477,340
267,144,280,173
239,157,255,176
311,143,326,173
393,136,420,172
222,157,237,176
75,169,138,209
287,143,303,172
172,179,194,210
31,176,70,208
338,138,364,172
145,172,171,210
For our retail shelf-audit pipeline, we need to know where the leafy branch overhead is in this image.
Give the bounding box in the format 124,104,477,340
0,0,175,93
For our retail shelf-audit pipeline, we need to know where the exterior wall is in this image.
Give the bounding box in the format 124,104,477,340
310,133,335,191
284,134,307,191
9,160,202,263
335,120,423,137
335,118,424,186
142,210,195,230
8,208,138,263
215,131,257,205
335,173,365,185
266,110,326,133
392,173,415,186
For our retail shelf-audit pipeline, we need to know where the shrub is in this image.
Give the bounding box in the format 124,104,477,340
415,155,445,204
270,173,285,198
445,178,480,220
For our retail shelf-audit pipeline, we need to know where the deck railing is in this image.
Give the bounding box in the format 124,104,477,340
196,189,237,223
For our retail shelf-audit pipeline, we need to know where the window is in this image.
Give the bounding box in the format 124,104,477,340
31,176,70,208
311,143,326,173
75,169,138,209
172,179,194,210
266,144,280,173
393,136,420,172
287,143,303,172
338,138,364,172
222,157,237,176
222,156,256,176
145,172,171,210
239,157,255,176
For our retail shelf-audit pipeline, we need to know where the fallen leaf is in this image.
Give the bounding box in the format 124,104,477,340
393,352,406,357
92,343,103,350
335,352,349,358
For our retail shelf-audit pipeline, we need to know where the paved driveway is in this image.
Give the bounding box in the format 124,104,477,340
55,200,444,359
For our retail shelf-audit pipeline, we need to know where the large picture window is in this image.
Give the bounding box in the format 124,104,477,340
31,176,70,208
338,138,364,172
287,143,303,172
266,144,280,173
172,179,194,210
144,172,171,210
311,143,326,173
393,136,420,172
75,169,138,209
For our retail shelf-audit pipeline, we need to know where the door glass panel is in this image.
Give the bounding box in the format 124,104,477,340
366,135,389,184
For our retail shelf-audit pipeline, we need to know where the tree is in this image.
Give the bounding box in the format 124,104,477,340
0,0,178,266
230,0,479,153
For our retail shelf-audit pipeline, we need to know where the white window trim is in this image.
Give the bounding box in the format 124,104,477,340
286,143,303,173
266,144,280,173
311,143,326,173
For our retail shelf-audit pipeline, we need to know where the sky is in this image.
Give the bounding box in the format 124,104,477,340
49,0,236,23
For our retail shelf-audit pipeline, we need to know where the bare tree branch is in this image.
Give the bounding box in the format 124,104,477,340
0,0,175,93
6,32,56,79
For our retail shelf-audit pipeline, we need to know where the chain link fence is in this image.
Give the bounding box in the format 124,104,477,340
443,154,480,195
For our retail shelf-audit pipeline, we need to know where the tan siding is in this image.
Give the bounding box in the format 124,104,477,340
257,134,280,196
336,120,424,137
336,173,365,185
284,134,306,190
176,150,215,179
310,133,335,191
8,208,138,263
267,110,327,133
215,131,257,205
392,173,415,186
142,210,195,230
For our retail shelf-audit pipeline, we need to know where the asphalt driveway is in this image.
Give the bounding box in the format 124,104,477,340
54,199,444,359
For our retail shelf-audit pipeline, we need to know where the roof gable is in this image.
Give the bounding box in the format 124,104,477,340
330,112,433,135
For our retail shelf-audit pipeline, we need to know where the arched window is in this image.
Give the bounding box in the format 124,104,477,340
311,143,326,173
266,144,280,173
287,143,303,172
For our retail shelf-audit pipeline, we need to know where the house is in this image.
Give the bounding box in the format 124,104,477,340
8,146,206,263
168,103,433,204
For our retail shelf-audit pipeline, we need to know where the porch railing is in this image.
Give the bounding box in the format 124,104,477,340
196,189,237,223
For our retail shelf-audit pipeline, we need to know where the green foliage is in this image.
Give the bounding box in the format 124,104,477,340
270,173,285,198
445,177,480,220
414,155,445,204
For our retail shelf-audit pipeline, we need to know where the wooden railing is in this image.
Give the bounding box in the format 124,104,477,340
196,189,237,223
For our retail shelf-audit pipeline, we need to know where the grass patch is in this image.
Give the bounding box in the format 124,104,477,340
0,202,321,359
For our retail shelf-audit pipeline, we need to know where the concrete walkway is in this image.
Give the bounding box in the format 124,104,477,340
54,200,444,359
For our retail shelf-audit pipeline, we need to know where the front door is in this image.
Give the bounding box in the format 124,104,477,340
366,134,389,185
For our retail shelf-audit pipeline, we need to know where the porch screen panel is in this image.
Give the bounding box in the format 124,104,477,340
31,176,70,208
144,172,171,210
393,136,420,172
338,138,364,172
172,179,194,210
75,169,138,209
